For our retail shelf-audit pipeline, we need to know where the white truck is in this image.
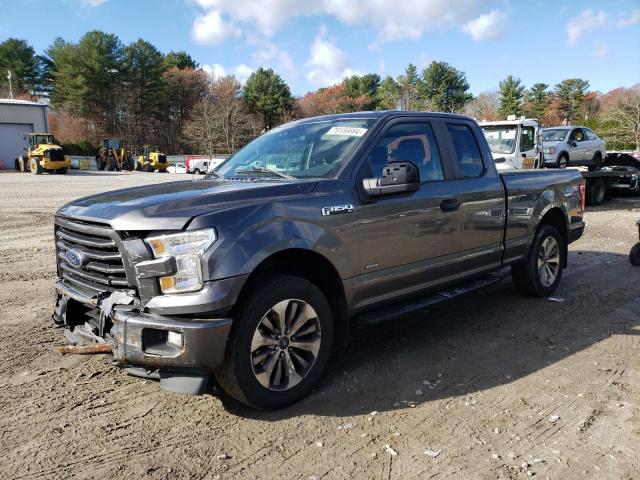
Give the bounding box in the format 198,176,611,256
480,116,543,171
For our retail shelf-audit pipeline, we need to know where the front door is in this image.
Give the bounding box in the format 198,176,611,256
353,120,462,310
519,125,538,169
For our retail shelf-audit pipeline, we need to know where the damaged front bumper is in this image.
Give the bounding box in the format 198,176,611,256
53,280,232,391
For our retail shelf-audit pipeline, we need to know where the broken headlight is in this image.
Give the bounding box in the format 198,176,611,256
145,228,216,294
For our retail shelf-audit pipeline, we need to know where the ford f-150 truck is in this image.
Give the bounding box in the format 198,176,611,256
52,112,585,409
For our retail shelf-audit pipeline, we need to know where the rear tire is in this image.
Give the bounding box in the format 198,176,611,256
511,224,565,297
193,168,200,175
557,154,568,168
56,167,68,174
630,243,640,266
106,156,117,171
96,157,106,171
586,178,606,206
143,162,154,172
215,274,334,409
588,152,602,171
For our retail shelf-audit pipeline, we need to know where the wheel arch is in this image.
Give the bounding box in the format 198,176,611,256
236,248,349,347
537,207,569,268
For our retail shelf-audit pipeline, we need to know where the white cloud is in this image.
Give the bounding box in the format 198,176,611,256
202,63,254,83
78,0,107,6
192,10,241,45
617,9,640,27
305,27,359,87
252,43,297,79
191,0,481,46
566,9,606,47
593,44,609,58
461,9,507,41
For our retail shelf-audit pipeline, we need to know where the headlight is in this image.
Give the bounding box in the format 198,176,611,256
145,228,216,294
543,147,556,154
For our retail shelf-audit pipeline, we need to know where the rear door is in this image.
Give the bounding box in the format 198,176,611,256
441,121,505,276
353,117,463,310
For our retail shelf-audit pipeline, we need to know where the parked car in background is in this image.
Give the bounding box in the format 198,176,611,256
542,126,606,169
167,162,186,174
185,156,210,174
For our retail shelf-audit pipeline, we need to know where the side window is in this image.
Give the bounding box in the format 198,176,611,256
571,129,585,142
368,122,444,182
585,128,597,140
446,123,485,178
520,126,535,152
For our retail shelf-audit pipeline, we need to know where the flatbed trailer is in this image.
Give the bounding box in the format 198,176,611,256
575,151,640,206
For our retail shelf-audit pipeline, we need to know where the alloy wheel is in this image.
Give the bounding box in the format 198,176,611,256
250,299,322,391
537,236,560,287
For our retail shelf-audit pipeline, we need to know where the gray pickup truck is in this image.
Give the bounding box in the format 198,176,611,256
52,112,585,409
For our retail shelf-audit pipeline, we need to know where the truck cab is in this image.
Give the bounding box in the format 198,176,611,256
480,117,542,171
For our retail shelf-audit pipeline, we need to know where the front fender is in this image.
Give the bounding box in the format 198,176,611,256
197,206,351,282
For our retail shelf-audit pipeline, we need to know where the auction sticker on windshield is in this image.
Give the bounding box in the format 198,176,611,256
325,127,368,137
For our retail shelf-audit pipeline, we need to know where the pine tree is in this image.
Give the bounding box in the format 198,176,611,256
498,75,525,117
554,78,590,124
420,61,472,112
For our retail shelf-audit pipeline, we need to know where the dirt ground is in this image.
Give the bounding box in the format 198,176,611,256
0,170,638,480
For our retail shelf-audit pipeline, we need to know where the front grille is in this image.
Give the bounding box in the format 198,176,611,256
49,149,65,161
55,218,130,294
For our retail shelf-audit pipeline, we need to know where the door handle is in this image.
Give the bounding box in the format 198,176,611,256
440,198,460,212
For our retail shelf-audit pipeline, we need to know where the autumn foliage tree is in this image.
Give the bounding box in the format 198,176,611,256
297,84,370,117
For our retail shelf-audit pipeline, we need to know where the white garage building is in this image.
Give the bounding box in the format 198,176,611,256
0,99,49,170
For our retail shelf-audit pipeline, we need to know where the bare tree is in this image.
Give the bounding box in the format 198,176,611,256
183,76,256,156
603,87,640,151
463,91,500,121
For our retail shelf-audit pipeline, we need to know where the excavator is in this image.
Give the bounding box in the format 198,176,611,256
95,138,134,171
136,145,169,172
16,133,70,175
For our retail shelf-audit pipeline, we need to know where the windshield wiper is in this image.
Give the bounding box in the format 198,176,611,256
235,167,295,180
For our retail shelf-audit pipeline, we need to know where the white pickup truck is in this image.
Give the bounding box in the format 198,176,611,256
480,117,543,171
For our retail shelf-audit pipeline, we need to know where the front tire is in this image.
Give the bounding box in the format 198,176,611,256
216,274,334,409
30,157,43,175
511,224,565,297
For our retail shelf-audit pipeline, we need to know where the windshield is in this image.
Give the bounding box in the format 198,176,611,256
32,134,53,145
216,119,376,179
481,125,517,154
542,129,569,142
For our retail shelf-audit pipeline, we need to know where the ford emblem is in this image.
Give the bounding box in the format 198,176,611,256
65,249,84,268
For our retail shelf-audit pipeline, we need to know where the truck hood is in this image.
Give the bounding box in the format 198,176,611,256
57,178,318,231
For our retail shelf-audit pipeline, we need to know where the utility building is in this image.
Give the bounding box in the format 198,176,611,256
0,99,49,170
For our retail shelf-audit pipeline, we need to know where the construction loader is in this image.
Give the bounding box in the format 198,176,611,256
16,133,70,175
136,145,169,172
96,138,134,171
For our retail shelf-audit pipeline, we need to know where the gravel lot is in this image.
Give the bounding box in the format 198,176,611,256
0,170,638,480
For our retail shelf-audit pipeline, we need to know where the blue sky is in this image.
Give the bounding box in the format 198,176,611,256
0,0,638,96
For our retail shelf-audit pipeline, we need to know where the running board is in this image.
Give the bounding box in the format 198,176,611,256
355,269,510,326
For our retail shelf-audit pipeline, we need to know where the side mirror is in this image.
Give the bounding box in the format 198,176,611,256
569,141,577,147
363,161,420,197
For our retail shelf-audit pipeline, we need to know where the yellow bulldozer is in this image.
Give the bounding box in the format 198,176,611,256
96,138,135,171
136,145,169,172
16,133,70,175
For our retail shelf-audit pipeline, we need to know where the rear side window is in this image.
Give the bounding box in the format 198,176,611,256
585,128,598,140
447,124,485,178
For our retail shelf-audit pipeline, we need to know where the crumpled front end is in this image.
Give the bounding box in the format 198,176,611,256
52,215,233,394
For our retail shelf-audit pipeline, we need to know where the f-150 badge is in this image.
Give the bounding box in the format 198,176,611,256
321,204,354,216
